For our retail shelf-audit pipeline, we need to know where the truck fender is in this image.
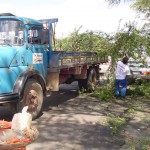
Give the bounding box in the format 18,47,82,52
13,69,46,100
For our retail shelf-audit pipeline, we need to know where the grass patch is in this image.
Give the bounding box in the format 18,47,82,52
127,78,150,99
143,118,150,124
129,138,150,150
107,113,128,135
91,86,113,101
91,78,115,101
92,77,150,102
127,107,135,114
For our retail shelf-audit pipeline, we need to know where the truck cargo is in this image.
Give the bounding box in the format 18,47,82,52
0,13,108,119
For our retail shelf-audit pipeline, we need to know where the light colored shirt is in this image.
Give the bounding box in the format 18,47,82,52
115,61,131,80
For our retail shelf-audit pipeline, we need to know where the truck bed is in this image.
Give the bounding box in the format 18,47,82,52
49,51,108,72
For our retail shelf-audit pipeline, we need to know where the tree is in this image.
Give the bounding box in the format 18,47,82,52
105,0,150,19
132,0,150,18
55,28,112,57
55,21,149,71
111,21,150,62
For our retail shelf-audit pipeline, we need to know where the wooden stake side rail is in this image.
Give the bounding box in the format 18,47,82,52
49,51,108,71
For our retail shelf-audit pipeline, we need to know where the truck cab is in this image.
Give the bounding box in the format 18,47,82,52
0,13,58,119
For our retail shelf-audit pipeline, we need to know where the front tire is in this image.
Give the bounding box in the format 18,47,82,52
17,79,43,120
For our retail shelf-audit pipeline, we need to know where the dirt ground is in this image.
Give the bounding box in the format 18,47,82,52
25,82,150,150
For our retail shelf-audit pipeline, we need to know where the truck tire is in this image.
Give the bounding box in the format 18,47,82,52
78,79,87,92
17,79,43,120
86,68,97,92
78,68,97,92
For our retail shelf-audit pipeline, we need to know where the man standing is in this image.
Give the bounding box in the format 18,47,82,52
115,56,131,98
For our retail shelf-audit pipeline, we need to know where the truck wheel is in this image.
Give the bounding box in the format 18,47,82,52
17,79,43,120
78,79,87,92
86,68,97,92
78,68,97,92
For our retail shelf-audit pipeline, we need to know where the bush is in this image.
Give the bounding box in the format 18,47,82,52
92,87,113,101
126,86,144,96
91,77,115,101
92,76,150,101
127,78,150,98
107,113,128,135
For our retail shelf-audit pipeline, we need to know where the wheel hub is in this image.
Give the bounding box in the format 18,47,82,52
25,90,38,112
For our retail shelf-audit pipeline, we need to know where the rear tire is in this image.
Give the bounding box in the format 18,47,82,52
17,79,43,120
86,68,97,92
78,79,87,92
78,68,98,92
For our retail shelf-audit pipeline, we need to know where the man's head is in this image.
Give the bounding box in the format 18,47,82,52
122,56,129,64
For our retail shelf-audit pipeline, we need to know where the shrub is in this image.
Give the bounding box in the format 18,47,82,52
107,113,128,135
92,87,113,101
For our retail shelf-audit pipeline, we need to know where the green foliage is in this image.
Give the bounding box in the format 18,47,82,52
55,20,149,68
126,86,144,96
55,27,112,58
113,21,149,58
91,77,115,101
107,113,128,135
129,146,136,150
129,138,150,150
127,108,135,114
135,78,143,85
105,0,150,58
106,0,150,19
126,78,150,99
55,38,70,51
131,0,150,18
92,87,112,101
92,76,150,101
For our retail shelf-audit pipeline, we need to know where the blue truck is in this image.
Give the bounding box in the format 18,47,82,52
0,13,108,119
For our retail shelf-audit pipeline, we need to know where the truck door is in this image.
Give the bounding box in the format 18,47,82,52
27,26,48,77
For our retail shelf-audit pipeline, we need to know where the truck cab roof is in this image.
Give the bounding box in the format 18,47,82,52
0,13,43,28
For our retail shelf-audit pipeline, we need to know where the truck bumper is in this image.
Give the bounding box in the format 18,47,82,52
0,93,19,104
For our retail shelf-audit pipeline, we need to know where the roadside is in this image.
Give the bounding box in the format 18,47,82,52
27,82,150,150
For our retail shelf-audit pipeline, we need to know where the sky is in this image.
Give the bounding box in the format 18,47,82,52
0,0,144,38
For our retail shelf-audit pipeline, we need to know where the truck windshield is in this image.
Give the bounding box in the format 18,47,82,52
0,20,24,46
